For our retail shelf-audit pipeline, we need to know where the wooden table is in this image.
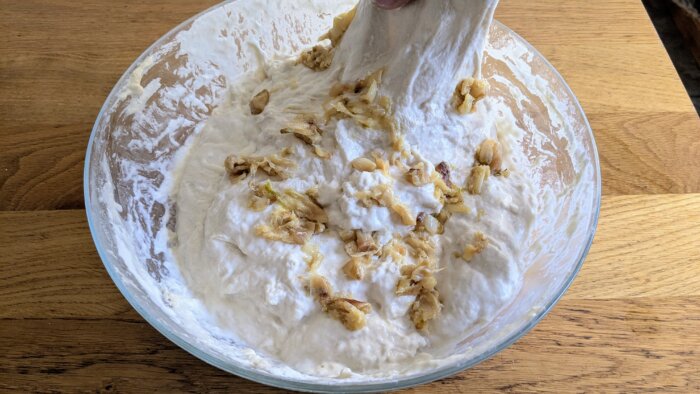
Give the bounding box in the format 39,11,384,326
2,0,699,392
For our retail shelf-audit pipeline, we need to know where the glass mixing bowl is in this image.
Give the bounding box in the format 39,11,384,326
84,0,600,391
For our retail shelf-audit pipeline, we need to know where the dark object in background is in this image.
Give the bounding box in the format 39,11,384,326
643,0,700,114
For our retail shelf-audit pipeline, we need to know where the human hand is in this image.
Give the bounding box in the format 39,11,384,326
373,0,414,10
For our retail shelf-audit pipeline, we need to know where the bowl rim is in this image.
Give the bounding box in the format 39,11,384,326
84,1,602,392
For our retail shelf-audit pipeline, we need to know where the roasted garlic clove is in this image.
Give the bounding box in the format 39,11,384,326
467,165,490,195
475,139,502,173
249,89,270,115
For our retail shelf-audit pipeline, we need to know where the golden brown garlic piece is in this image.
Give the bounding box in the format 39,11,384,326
391,203,416,226
435,162,452,185
404,232,436,261
396,263,436,296
476,139,503,174
340,230,384,279
248,181,278,211
299,45,334,71
254,187,328,245
276,189,328,224
320,6,357,46
396,263,442,330
431,161,463,206
326,298,371,331
405,163,431,186
409,287,441,330
435,206,452,227
281,116,330,159
249,89,270,115
453,77,488,114
299,6,356,71
467,165,490,195
356,184,416,226
425,161,469,232
415,212,441,235
325,69,405,152
309,274,333,301
255,208,322,245
371,151,390,175
351,157,377,172
224,148,296,182
380,237,408,263
325,70,396,134
343,230,380,258
462,232,488,262
342,256,369,280
303,243,324,272
307,274,371,331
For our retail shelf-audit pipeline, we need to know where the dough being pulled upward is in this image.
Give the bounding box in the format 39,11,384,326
334,0,498,124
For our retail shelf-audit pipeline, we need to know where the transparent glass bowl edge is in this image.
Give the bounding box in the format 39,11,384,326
83,1,602,391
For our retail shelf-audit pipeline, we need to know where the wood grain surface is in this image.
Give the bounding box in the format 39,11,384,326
2,195,700,392
1,0,699,392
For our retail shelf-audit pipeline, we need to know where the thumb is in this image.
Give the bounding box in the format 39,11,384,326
373,0,413,10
